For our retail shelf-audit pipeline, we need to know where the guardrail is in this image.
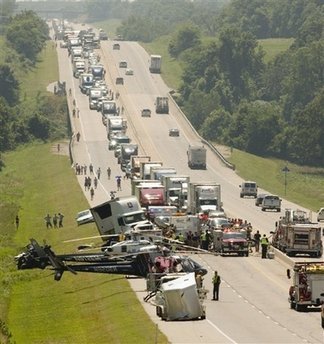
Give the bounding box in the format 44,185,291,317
168,91,236,170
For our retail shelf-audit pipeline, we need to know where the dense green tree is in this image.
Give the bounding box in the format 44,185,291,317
168,24,201,58
229,100,283,155
200,108,232,142
0,98,15,151
286,89,324,166
6,11,49,63
0,64,19,106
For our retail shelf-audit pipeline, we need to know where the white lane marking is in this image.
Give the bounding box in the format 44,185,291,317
206,319,238,344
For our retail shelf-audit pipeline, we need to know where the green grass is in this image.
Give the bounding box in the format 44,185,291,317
19,41,59,100
2,144,167,344
142,36,183,91
258,38,294,63
228,149,324,211
92,18,122,40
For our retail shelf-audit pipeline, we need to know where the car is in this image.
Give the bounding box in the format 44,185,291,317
141,109,151,117
125,68,134,75
169,129,180,137
113,43,120,50
76,209,94,226
119,61,127,68
205,217,232,231
116,77,124,85
317,208,324,222
208,210,227,219
255,193,268,206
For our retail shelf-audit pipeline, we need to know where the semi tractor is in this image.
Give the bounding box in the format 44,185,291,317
73,59,85,78
107,116,127,139
90,196,154,236
130,156,151,179
134,183,165,208
139,161,163,180
119,144,139,171
88,88,103,110
187,145,207,169
149,55,162,73
79,73,94,94
188,182,222,215
155,97,169,114
161,175,190,207
150,167,177,181
271,209,322,257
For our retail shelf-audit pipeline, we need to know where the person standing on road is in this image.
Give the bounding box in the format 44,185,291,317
254,230,261,253
94,176,98,189
76,132,81,142
90,187,95,201
261,234,269,258
116,176,122,191
97,167,101,180
107,167,111,179
212,271,221,301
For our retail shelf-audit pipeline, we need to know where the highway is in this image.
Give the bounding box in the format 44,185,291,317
55,29,324,343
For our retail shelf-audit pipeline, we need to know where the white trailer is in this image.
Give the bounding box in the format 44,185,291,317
90,196,153,237
139,161,163,180
149,54,162,73
187,145,206,169
188,182,222,214
150,167,177,181
161,175,190,207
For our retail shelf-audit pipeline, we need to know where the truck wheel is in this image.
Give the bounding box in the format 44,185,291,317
321,315,324,328
290,300,295,309
245,251,249,257
277,208,281,212
295,303,306,312
261,208,265,211
240,194,243,198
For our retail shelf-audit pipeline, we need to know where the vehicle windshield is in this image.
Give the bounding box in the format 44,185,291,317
223,233,246,240
200,200,217,206
123,212,147,224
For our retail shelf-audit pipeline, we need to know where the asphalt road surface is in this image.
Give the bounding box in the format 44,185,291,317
54,26,324,343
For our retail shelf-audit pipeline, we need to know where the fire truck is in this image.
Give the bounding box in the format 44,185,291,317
271,209,322,257
287,262,324,312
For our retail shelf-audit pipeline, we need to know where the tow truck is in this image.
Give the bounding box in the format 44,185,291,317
287,262,324,312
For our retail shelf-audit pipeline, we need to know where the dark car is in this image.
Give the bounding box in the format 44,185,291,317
255,193,268,207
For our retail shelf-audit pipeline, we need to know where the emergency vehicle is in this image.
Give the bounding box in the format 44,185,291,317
213,227,249,256
271,209,322,257
287,262,324,312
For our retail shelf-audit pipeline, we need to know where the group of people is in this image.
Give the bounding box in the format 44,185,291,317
44,213,64,228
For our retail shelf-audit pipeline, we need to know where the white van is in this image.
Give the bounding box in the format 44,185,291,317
317,208,324,222
239,181,258,198
261,195,281,212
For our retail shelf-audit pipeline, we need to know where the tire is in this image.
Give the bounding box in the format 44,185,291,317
245,251,249,257
276,208,281,212
295,303,306,312
261,208,265,211
240,194,243,198
290,300,295,309
321,314,324,328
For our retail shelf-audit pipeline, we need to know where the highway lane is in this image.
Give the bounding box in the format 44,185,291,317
55,33,324,343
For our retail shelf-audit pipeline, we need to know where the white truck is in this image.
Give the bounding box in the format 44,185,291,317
288,262,324,312
150,167,177,181
188,182,222,215
149,54,162,73
107,116,127,140
130,156,151,179
79,73,94,94
73,59,85,78
90,196,154,237
271,209,322,257
139,161,163,180
187,145,207,169
161,175,190,208
88,88,103,110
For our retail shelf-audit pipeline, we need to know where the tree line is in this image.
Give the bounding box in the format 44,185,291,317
0,10,67,159
116,0,324,166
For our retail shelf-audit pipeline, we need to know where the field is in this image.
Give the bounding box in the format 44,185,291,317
258,38,294,63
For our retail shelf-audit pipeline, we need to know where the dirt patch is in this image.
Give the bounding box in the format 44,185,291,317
51,141,69,156
213,143,232,159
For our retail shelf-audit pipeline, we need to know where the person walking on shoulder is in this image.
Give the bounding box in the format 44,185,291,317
58,213,64,228
212,271,221,301
254,230,261,253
